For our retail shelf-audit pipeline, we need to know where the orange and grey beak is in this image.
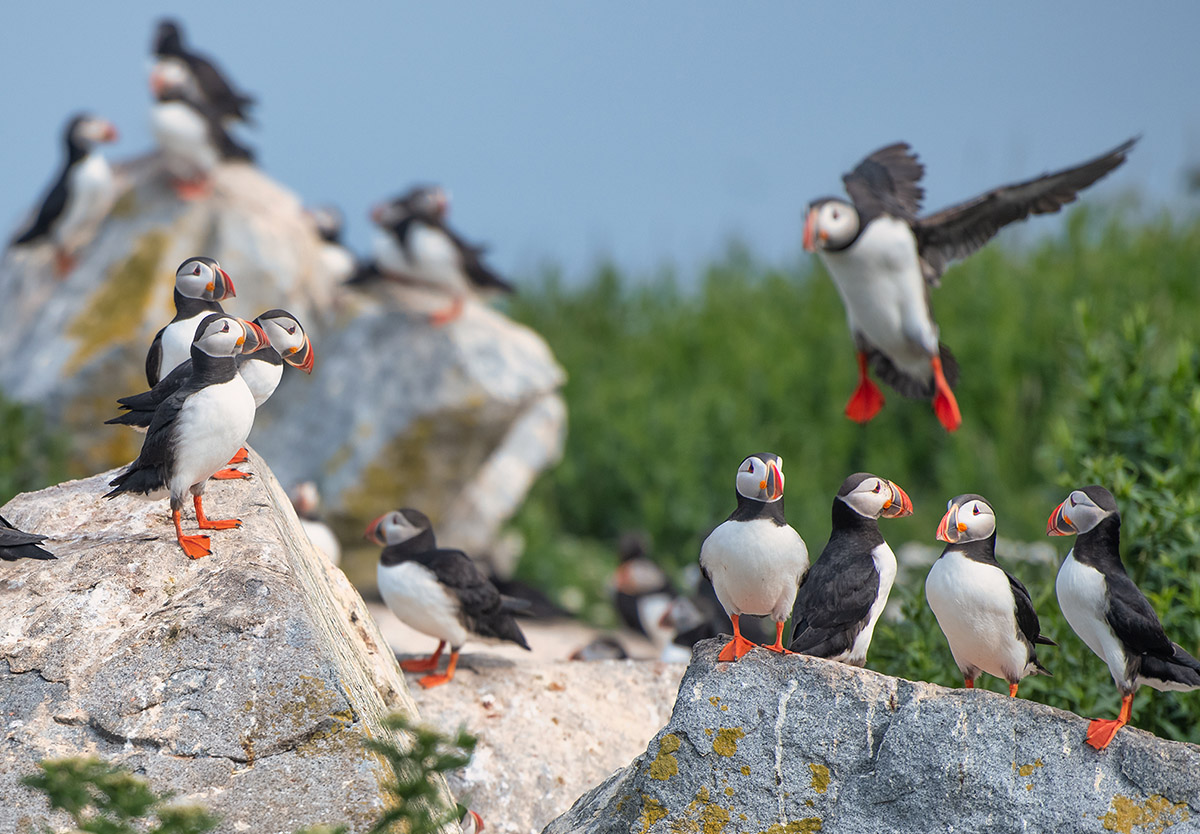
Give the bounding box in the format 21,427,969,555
101,121,119,143
217,268,236,299
802,207,819,252
284,335,315,373
239,319,270,354
764,462,784,502
935,503,960,543
466,810,484,833
149,69,165,97
364,513,389,545
1047,500,1076,536
881,481,914,519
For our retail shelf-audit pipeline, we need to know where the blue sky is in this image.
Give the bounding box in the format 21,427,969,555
2,3,1197,283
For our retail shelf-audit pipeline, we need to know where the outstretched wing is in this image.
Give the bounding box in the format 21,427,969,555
914,137,1136,285
842,142,926,222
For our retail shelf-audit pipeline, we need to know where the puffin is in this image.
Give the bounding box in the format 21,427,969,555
925,494,1055,697
698,452,809,661
105,314,267,559
1048,485,1200,749
802,137,1137,432
366,508,530,688
788,472,913,666
289,481,341,566
152,19,255,124
306,205,359,285
146,256,236,387
366,185,514,324
0,515,56,561
150,59,254,200
459,807,485,834
10,113,119,277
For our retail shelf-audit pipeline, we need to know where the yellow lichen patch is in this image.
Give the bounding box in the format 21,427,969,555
741,766,751,777
808,763,830,794
1017,758,1044,778
712,727,745,757
724,787,734,797
759,819,823,834
684,786,730,834
648,734,680,781
65,229,169,376
1098,794,1190,834
638,796,668,833
709,695,729,712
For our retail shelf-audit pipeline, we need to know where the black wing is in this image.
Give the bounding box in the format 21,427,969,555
422,549,529,648
0,514,55,561
788,550,880,657
108,360,193,428
105,388,187,498
12,170,70,245
1006,571,1054,647
842,142,926,222
435,220,515,293
187,53,256,124
209,114,254,162
1104,570,1176,660
145,327,166,387
913,137,1136,286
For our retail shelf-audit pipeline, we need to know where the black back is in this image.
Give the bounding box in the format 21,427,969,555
10,116,96,245
154,19,256,123
389,214,514,294
0,514,55,561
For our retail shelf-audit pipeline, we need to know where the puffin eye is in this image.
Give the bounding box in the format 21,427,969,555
1069,496,1077,507
192,266,201,275
872,482,881,494
287,325,297,335
221,323,229,333
973,506,980,516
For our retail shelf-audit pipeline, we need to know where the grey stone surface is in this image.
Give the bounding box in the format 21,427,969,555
408,658,686,834
544,639,1200,834
0,451,454,834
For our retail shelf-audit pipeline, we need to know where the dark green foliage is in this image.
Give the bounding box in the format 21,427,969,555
0,392,69,505
20,758,219,834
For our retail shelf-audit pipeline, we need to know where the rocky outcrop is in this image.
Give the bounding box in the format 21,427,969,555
407,657,686,834
0,155,566,563
545,639,1200,834
0,451,454,834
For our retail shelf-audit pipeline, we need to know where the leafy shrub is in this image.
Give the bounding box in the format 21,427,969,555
0,392,68,505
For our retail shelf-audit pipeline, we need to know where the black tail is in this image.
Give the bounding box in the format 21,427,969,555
105,462,165,499
869,341,958,399
104,410,153,428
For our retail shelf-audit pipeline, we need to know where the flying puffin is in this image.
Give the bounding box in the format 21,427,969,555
0,515,56,561
10,113,119,277
146,256,236,387
802,137,1137,432
150,59,254,200
788,473,912,665
105,314,267,559
366,185,514,325
152,18,255,124
289,481,341,566
1048,485,1200,749
366,508,530,688
699,452,809,661
306,205,359,285
926,494,1055,697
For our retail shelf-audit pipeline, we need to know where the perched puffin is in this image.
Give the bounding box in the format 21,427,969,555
105,314,266,559
788,473,912,665
367,509,530,688
152,19,255,124
1048,485,1200,749
10,114,119,277
289,481,341,566
146,256,236,387
803,137,1136,432
699,452,809,661
459,807,485,834
366,185,514,324
0,515,56,561
613,533,674,631
926,494,1054,697
150,59,254,200
306,205,358,285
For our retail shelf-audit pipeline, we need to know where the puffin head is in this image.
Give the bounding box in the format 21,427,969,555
459,807,485,834
289,481,321,519
256,309,315,373
1047,485,1119,537
175,256,235,301
839,472,913,519
364,508,433,547
370,184,449,229
149,57,197,100
192,314,249,358
735,453,784,503
936,494,996,544
66,114,119,152
153,18,184,55
803,198,860,253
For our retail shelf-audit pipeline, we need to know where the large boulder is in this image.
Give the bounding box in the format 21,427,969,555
545,639,1200,834
0,451,455,834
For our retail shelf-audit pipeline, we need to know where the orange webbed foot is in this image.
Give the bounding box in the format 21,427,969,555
429,296,465,327
172,177,212,201
401,657,442,673
1085,718,1126,750
717,634,758,662
178,533,212,559
418,672,454,688
845,378,885,423
211,468,253,480
931,355,962,432
227,448,250,465
197,517,241,531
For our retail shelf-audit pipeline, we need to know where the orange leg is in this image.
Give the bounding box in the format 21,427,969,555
53,249,77,279
717,614,759,662
429,296,465,327
931,355,962,432
1086,693,1134,750
173,509,211,559
401,641,445,673
418,649,460,688
764,621,793,654
172,177,212,201
1009,683,1019,698
211,467,253,480
194,495,241,531
845,352,886,423
227,447,250,465
964,677,975,689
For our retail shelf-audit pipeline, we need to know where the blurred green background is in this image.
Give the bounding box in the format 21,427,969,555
4,206,1200,742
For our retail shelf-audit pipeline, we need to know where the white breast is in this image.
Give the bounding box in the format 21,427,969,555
159,314,209,381
55,154,116,252
700,518,809,621
151,101,217,180
168,375,256,500
844,543,898,665
378,561,469,648
925,551,1033,683
300,519,341,566
1055,551,1130,690
318,243,357,284
373,224,467,291
238,358,283,408
819,216,939,381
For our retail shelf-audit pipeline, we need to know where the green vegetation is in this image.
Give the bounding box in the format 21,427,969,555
0,392,68,505
20,714,474,834
510,208,1200,741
